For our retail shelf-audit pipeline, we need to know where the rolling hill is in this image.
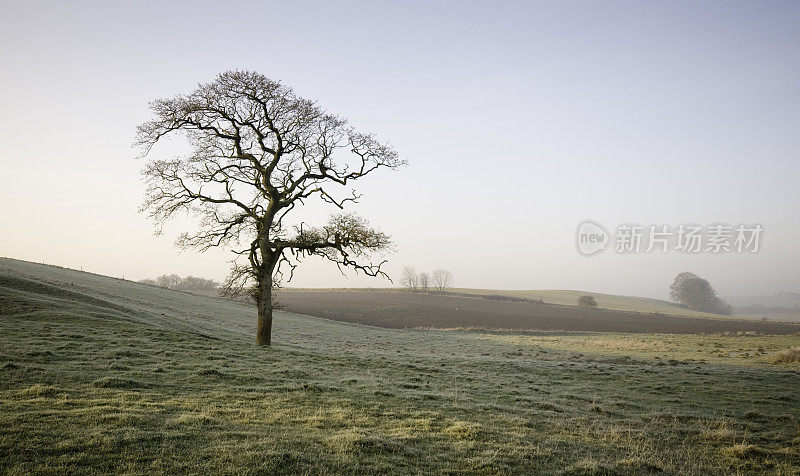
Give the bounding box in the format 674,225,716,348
277,289,800,335
1,257,799,474
284,287,738,319
450,288,722,318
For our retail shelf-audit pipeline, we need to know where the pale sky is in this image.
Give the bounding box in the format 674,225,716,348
1,1,798,299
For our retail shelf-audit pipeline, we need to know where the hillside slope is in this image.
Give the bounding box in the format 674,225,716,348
1,258,800,474
0,258,255,340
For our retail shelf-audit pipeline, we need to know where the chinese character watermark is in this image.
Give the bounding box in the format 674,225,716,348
576,221,763,256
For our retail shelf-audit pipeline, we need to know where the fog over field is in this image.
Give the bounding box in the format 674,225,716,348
1,1,799,299
2,2,800,474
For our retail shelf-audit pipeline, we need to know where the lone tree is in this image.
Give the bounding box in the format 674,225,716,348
137,71,404,345
577,295,598,309
669,272,732,315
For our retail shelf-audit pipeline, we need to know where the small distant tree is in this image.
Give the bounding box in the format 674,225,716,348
138,278,157,286
669,272,732,315
419,272,430,292
401,266,418,291
578,295,598,309
432,268,453,292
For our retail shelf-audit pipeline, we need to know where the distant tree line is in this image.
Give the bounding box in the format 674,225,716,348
139,274,220,292
669,272,732,315
401,266,452,292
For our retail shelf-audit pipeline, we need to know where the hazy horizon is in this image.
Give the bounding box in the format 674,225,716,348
2,1,799,300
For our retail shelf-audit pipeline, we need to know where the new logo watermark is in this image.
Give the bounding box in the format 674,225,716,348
576,221,610,256
576,221,763,256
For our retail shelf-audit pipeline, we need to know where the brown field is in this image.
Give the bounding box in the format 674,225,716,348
277,289,800,335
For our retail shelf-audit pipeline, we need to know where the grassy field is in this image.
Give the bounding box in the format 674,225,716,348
449,289,722,319
2,257,800,474
277,290,800,335
287,287,731,319
738,310,800,323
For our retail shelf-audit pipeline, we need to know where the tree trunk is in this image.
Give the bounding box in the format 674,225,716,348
256,300,272,346
256,271,273,346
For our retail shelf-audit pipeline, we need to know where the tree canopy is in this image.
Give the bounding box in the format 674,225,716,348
669,272,732,315
137,71,404,344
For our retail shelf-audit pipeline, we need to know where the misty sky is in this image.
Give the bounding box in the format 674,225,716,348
1,1,798,299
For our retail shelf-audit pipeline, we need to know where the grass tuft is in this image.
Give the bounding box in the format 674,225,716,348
19,384,61,398
725,443,770,459
442,420,480,439
769,347,800,363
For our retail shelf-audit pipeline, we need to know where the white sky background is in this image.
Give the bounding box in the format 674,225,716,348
0,1,798,299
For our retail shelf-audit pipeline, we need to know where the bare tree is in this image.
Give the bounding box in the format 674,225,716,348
432,269,453,292
419,272,430,292
401,266,418,292
137,71,404,345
